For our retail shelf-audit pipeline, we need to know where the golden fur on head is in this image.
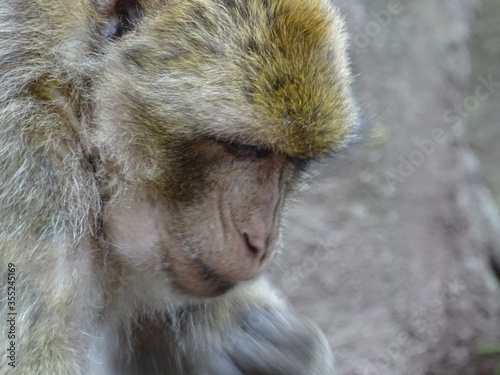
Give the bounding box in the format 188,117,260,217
91,0,358,173
236,0,356,156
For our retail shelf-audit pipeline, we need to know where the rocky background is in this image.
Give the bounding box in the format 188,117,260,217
277,0,500,374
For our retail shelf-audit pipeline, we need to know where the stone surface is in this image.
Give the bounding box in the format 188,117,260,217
276,1,500,374
468,0,500,208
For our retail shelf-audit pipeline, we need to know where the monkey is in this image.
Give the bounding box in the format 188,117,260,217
0,0,358,374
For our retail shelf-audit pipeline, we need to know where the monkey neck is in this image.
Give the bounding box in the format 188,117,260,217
25,74,104,242
29,74,86,134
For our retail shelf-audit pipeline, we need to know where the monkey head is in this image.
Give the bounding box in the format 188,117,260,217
91,0,358,298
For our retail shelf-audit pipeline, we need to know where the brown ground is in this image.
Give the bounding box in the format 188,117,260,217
276,1,500,374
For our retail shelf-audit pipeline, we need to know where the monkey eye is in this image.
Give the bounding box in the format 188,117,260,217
223,142,272,159
287,157,310,170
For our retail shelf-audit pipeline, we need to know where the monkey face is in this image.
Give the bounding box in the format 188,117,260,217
92,0,358,298
102,138,302,298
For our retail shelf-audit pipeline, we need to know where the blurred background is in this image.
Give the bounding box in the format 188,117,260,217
275,0,500,374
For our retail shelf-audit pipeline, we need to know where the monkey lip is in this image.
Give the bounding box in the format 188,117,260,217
171,257,264,298
171,258,237,298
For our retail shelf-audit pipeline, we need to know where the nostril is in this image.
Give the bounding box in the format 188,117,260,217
265,235,271,249
243,233,260,256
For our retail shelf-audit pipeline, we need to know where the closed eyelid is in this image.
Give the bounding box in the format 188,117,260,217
220,141,272,159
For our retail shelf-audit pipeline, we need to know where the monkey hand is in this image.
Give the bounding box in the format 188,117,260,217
195,308,335,375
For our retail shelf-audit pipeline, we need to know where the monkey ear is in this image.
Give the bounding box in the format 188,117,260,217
92,0,144,40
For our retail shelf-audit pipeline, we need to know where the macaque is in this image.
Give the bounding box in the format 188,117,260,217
0,0,358,374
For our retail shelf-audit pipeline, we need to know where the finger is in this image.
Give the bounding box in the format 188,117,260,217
193,351,246,375
239,310,317,362
228,333,303,375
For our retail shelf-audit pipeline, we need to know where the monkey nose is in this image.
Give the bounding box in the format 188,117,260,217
243,232,271,263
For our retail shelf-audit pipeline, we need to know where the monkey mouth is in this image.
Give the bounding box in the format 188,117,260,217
171,258,237,298
196,259,237,293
